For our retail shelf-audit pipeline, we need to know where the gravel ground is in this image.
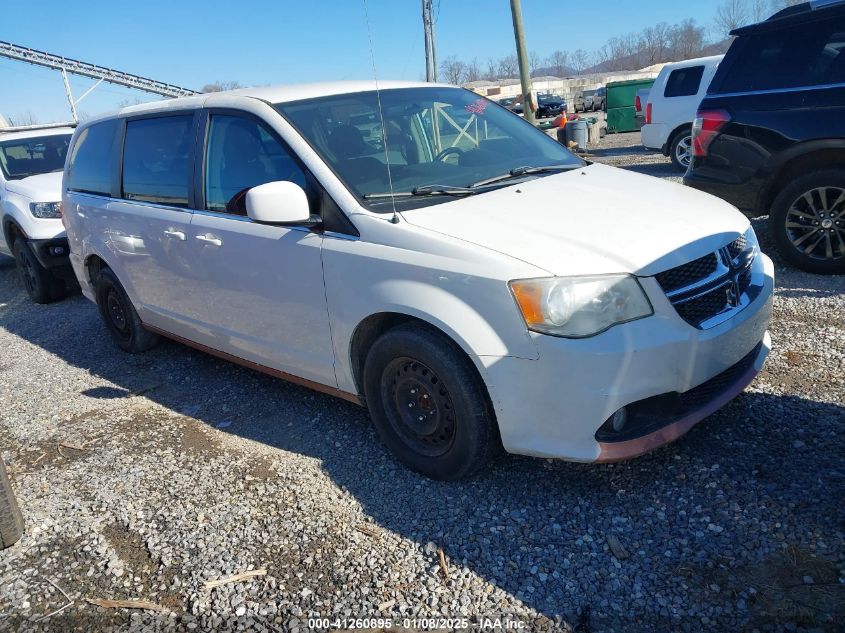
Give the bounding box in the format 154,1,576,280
0,132,843,633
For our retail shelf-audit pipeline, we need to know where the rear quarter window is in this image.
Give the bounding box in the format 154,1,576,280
715,17,845,93
66,120,118,196
664,66,705,98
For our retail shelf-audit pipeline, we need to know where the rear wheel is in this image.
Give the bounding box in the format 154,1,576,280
363,323,500,480
95,267,159,353
769,169,845,274
12,238,66,304
669,128,693,172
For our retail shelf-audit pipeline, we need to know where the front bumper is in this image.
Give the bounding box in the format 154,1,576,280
27,237,72,271
482,253,774,462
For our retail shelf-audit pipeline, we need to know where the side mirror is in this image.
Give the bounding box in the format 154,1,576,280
245,181,313,225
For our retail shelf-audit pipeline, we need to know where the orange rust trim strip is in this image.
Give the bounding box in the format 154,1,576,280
143,324,363,406
595,362,760,463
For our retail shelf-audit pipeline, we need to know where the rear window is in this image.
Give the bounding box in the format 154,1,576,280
66,121,117,195
122,116,193,208
664,66,705,97
716,17,845,93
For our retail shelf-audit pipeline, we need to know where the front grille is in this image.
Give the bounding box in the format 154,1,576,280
726,235,747,260
655,253,718,293
654,234,756,329
674,284,732,325
679,342,761,410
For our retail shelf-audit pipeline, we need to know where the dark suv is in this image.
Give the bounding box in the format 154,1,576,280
684,0,845,274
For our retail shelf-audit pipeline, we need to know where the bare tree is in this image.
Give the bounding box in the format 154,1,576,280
440,56,467,85
202,80,243,93
714,0,749,37
571,49,589,75
498,55,518,78
9,111,38,126
464,58,483,83
669,19,706,60
640,22,670,66
484,57,498,80
546,50,569,78
529,51,542,77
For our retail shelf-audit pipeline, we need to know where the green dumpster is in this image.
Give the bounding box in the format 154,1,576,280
605,78,655,133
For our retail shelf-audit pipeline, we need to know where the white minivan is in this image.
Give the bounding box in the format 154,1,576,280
641,55,723,172
63,82,773,479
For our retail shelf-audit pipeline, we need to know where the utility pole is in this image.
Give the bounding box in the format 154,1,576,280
422,0,432,81
509,0,535,124
422,0,438,82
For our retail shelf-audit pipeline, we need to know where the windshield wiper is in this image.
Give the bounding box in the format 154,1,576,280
469,164,580,188
363,184,476,199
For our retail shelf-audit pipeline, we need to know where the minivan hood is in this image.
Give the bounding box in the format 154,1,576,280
401,163,749,277
4,171,63,202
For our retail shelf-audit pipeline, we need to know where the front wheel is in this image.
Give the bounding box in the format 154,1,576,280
669,129,693,172
95,267,160,353
363,324,500,480
12,239,66,304
769,169,845,274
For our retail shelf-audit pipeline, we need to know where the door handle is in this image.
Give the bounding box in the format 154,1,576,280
163,229,186,241
195,234,223,247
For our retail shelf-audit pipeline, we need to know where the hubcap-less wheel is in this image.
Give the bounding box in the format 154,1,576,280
383,358,456,457
106,288,130,336
785,186,845,262
15,248,37,295
674,135,692,168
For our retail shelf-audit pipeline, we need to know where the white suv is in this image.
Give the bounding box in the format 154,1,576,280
0,124,76,302
62,82,773,479
641,55,723,172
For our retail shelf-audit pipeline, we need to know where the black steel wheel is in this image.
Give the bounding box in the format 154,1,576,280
95,267,160,353
12,238,65,304
363,323,501,480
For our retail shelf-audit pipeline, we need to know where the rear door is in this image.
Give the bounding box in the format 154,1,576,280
661,64,706,129
187,110,335,386
107,113,206,336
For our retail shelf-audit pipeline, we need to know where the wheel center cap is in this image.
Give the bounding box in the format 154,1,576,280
821,219,833,229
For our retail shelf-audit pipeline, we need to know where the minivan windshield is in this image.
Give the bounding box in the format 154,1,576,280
275,87,584,211
0,133,72,180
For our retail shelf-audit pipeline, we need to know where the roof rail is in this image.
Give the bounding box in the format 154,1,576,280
0,121,77,134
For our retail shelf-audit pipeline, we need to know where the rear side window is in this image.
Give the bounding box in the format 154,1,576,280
204,114,307,215
122,116,193,208
717,18,845,93
66,120,117,195
664,66,705,97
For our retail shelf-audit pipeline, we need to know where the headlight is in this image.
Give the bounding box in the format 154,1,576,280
509,274,653,338
29,202,63,219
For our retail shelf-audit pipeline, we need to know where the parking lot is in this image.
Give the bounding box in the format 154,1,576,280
0,133,843,632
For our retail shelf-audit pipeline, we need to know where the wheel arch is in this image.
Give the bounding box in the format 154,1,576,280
761,144,845,212
665,122,693,156
348,311,493,409
2,216,26,249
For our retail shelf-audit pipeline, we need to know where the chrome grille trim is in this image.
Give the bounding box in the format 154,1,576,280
656,235,761,329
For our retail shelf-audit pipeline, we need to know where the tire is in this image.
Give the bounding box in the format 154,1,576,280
12,238,66,304
669,128,693,172
769,169,845,274
95,267,160,353
363,323,501,480
0,458,23,550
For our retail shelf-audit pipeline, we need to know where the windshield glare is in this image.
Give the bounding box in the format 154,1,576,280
275,87,584,210
0,134,72,180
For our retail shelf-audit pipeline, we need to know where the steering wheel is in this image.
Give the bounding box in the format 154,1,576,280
434,146,464,162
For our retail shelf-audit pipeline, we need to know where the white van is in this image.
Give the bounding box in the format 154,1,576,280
63,82,773,479
641,55,723,171
0,124,76,302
